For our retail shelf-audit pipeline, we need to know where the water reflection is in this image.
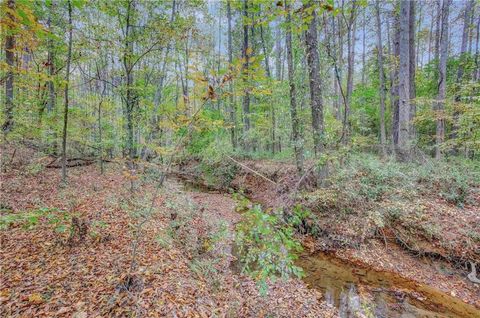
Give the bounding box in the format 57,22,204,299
297,253,479,318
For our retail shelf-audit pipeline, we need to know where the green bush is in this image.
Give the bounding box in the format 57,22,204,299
235,205,304,293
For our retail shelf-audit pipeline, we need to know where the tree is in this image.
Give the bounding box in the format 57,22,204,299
242,0,251,151
285,0,303,174
61,0,73,183
375,0,387,156
396,0,411,160
342,0,357,144
408,0,416,140
2,0,15,136
435,0,451,159
303,0,324,157
226,0,236,149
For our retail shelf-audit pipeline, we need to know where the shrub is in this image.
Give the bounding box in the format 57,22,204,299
235,205,304,293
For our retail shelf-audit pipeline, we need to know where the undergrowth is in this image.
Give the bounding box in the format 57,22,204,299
235,205,304,294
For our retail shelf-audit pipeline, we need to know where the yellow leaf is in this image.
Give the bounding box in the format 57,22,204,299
246,47,253,56
28,293,43,304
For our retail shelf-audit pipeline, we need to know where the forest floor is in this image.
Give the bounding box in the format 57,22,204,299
0,147,337,318
178,157,480,313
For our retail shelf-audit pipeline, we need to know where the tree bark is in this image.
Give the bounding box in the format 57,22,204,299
285,0,303,174
61,0,73,183
303,1,324,157
242,0,251,150
343,1,357,144
227,0,236,150
475,14,480,81
361,8,366,86
331,16,340,121
452,0,474,151
397,0,411,160
375,0,387,156
123,0,136,162
390,8,400,148
3,0,15,136
409,0,416,140
435,0,451,159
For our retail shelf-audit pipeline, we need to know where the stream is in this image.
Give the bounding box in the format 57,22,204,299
178,177,479,318
298,253,479,318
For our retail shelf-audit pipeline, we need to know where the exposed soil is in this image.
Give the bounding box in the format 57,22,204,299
177,158,480,314
0,150,337,317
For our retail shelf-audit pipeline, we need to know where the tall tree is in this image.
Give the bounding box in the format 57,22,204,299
303,0,324,157
2,0,15,136
242,0,251,150
61,0,73,183
226,0,236,149
342,0,357,144
408,0,416,140
435,0,451,159
285,0,303,174
375,0,387,156
361,7,366,86
452,0,474,149
123,0,136,162
46,1,57,154
397,0,411,160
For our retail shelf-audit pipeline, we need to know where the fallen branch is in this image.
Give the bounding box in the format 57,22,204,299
225,155,277,185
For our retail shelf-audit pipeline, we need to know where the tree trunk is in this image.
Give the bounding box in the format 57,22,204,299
123,0,136,163
475,14,480,81
273,25,283,153
396,0,411,160
337,15,344,122
226,0,236,150
3,0,15,136
242,0,251,151
361,8,366,86
435,0,451,159
260,19,275,154
303,1,324,157
390,9,400,148
331,16,340,121
344,3,357,144
375,0,387,156
285,0,303,174
452,0,474,151
409,0,416,140
416,2,423,68
61,0,73,183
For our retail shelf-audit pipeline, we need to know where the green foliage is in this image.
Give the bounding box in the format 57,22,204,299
0,207,71,233
235,205,304,293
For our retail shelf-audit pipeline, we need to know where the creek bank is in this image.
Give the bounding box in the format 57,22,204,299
176,158,480,313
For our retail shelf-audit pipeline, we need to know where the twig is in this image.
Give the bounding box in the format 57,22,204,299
225,155,277,185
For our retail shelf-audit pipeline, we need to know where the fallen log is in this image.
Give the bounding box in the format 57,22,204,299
46,157,96,168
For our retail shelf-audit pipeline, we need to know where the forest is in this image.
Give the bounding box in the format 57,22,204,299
0,0,479,317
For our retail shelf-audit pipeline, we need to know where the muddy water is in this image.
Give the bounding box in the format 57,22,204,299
298,253,480,318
